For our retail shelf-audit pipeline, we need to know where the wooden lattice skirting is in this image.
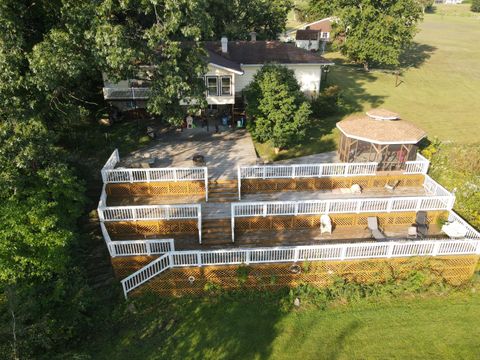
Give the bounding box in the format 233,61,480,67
235,211,448,234
105,219,198,239
106,181,205,198
112,255,480,297
241,174,425,193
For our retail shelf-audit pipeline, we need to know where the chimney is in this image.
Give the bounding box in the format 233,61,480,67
249,31,257,42
221,36,228,53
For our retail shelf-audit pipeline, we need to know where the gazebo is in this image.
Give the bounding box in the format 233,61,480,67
336,109,427,171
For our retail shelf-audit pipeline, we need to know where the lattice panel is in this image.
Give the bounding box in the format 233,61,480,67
236,211,449,233
129,255,479,297
111,255,158,279
105,219,198,239
241,174,425,193
106,181,205,198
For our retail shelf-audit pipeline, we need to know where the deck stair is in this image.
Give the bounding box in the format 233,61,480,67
201,219,231,246
208,180,238,202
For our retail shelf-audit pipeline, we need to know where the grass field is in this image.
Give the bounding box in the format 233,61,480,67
256,5,480,160
87,287,480,360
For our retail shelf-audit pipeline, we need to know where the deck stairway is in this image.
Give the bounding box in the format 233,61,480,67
201,219,231,246
208,180,238,202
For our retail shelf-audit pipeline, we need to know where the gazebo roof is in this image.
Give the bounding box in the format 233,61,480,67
336,109,427,145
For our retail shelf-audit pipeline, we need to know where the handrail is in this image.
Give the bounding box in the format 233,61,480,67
108,239,175,257
120,238,480,298
404,153,430,174
448,211,480,239
100,149,209,200
238,162,378,180
230,195,455,241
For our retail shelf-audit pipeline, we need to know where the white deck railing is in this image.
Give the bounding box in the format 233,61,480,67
120,238,480,298
448,211,480,239
230,195,455,241
404,153,430,174
423,175,453,198
98,203,202,243
103,87,150,100
101,149,209,200
100,223,175,257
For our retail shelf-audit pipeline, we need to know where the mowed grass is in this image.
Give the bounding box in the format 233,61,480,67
325,7,480,144
256,5,480,160
89,291,480,360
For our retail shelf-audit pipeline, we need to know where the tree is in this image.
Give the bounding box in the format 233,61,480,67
303,0,423,70
302,0,336,22
206,0,293,40
472,0,480,13
245,64,311,150
416,0,434,14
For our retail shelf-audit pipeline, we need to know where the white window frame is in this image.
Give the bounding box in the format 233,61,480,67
206,76,218,96
220,76,232,96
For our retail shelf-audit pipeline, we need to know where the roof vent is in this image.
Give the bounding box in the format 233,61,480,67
221,36,228,53
366,109,400,121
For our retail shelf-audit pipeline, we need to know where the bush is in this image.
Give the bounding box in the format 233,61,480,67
310,85,342,118
472,0,480,12
245,64,312,150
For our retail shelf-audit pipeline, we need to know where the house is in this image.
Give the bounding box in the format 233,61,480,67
281,17,334,44
295,29,321,51
102,35,334,114
96,110,480,298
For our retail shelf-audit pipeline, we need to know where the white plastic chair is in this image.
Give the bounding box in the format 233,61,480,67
320,214,332,234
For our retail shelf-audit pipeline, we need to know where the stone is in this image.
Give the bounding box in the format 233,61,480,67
294,297,300,307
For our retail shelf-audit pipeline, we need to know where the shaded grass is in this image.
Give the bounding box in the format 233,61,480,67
86,288,480,360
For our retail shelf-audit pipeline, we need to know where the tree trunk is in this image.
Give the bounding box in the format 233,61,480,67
363,62,369,71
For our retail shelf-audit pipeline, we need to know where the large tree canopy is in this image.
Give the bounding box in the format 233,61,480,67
302,0,423,70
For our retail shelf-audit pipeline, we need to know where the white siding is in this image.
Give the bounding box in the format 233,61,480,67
205,65,235,105
236,64,322,96
295,39,320,51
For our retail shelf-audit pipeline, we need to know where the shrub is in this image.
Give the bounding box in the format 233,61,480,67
245,64,312,150
472,0,480,13
310,85,342,118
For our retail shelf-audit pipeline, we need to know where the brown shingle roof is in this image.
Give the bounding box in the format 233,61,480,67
336,111,427,144
296,29,320,41
205,41,332,65
306,19,332,32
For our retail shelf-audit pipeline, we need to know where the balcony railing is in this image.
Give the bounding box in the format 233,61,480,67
103,87,150,100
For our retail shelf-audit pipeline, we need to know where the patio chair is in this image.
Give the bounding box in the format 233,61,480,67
320,214,332,235
384,179,400,192
350,184,362,194
415,211,429,238
367,217,386,241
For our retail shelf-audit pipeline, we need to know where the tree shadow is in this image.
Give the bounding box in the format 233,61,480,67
399,42,437,69
326,320,361,360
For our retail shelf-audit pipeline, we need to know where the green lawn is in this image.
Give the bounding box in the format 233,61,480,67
87,289,480,360
256,5,480,160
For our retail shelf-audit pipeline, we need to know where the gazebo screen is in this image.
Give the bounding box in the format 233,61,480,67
338,133,417,171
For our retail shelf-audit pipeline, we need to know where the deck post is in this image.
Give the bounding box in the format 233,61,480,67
237,166,242,200
204,167,209,202
231,204,235,243
431,242,440,256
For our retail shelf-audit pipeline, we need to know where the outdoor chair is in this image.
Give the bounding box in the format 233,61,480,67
320,214,332,235
384,179,400,192
367,216,386,241
407,226,418,239
415,211,429,238
350,184,362,194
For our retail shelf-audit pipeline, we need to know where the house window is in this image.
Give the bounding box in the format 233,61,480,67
221,76,231,96
206,76,218,96
321,32,329,39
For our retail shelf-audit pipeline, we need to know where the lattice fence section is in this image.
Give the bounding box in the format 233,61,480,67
105,219,198,239
106,181,205,198
235,211,448,234
111,255,159,279
241,174,425,193
129,255,479,297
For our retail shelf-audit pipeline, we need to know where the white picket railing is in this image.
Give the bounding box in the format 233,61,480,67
120,238,480,298
404,153,430,174
230,195,455,241
103,87,150,100
100,149,209,200
98,203,202,243
448,211,480,239
121,253,171,296
423,175,453,198
99,222,175,257
238,162,378,180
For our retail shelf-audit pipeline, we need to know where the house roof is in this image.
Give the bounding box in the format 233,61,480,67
336,110,427,145
205,41,332,65
207,50,244,74
305,18,332,32
296,30,320,41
